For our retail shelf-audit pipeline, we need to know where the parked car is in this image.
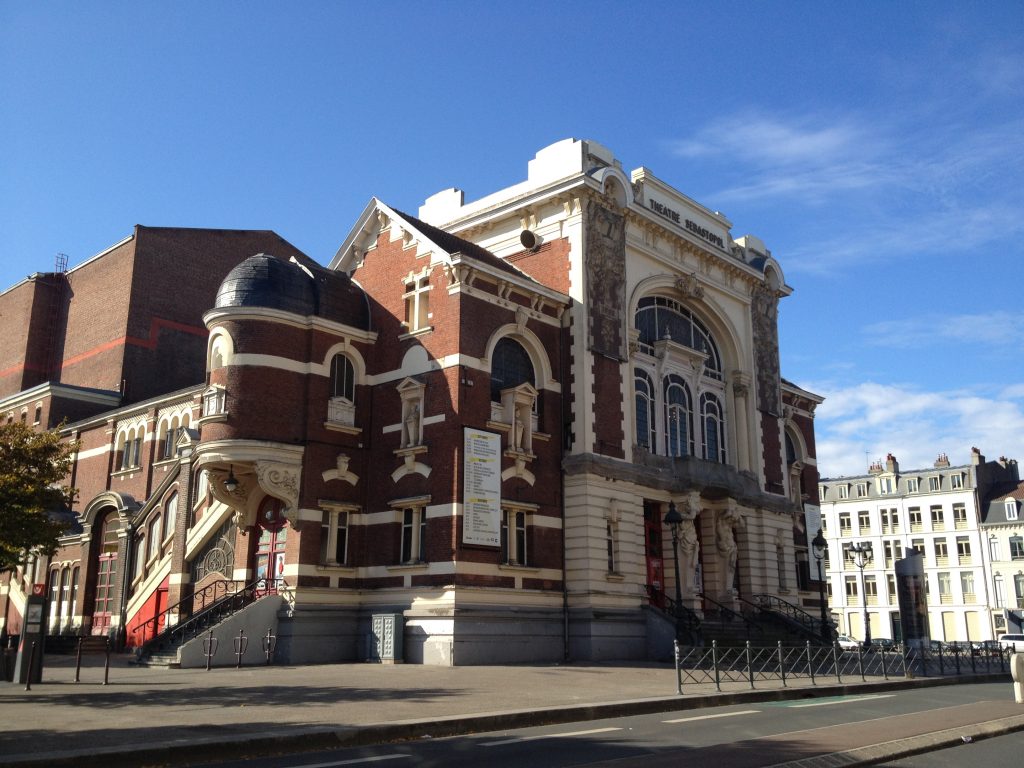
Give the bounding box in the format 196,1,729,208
835,635,859,650
872,638,896,650
997,633,1024,652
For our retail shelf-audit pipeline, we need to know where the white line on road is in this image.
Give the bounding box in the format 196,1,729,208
482,726,623,747
663,709,761,723
786,694,895,708
287,755,411,767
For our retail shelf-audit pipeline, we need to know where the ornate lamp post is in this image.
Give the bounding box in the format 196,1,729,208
849,541,873,648
663,501,684,631
811,528,830,642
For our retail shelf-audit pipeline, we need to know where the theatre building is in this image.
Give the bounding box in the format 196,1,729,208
0,139,825,665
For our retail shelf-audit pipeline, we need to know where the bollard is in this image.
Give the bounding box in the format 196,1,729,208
778,641,786,688
745,641,754,689
833,642,842,684
712,640,721,692
24,641,37,691
674,639,682,695
75,637,84,683
203,629,218,671
856,643,865,682
234,629,248,668
262,628,276,665
103,638,110,686
881,645,889,680
1011,653,1024,705
806,641,816,685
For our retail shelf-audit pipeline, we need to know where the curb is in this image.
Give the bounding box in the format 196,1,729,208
0,673,1010,768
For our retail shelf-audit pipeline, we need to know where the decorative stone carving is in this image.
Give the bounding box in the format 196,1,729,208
751,282,782,415
255,462,300,515
585,198,627,360
716,503,744,596
675,274,705,300
679,492,701,593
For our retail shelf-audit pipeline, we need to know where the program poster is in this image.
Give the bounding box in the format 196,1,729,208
463,428,501,546
895,551,930,649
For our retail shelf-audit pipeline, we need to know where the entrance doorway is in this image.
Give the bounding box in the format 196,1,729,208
91,515,120,636
644,501,665,609
253,497,287,592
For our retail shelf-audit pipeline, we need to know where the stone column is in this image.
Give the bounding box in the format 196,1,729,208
731,373,752,472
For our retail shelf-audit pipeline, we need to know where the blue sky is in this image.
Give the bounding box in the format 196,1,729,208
2,2,1022,478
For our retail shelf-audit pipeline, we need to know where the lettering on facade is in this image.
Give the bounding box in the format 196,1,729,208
647,199,725,248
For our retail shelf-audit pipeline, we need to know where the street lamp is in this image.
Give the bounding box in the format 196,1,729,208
811,528,830,642
849,541,873,648
224,465,239,493
663,501,684,631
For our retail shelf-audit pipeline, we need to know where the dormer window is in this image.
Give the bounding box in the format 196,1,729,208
1007,500,1019,521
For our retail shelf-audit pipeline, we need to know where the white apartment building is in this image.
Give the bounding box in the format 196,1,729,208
818,449,1019,644
981,480,1024,637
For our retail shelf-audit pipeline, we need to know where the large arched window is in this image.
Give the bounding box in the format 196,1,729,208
701,392,726,463
664,375,693,457
635,370,655,450
330,354,355,401
490,338,534,402
634,296,722,379
164,492,178,543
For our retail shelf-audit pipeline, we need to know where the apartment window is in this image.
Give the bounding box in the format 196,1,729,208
320,509,349,566
960,571,975,602
883,540,902,565
934,539,949,565
402,273,431,332
1006,500,1019,521
842,543,855,565
838,485,849,500
952,503,967,529
928,476,940,491
937,571,952,603
845,575,859,603
994,574,1006,608
909,507,923,532
500,509,528,566
950,473,963,490
839,512,852,535
989,537,1001,561
887,574,897,601
857,510,870,535
911,538,925,555
930,505,945,530
400,507,426,564
1015,574,1024,608
879,477,893,495
906,478,919,493
164,492,177,543
855,483,868,498
956,536,971,564
864,575,878,605
820,514,828,534
881,508,899,533
1009,535,1024,560
147,515,162,562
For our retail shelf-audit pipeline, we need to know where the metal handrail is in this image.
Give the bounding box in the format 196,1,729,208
748,593,833,639
697,592,763,632
645,585,702,634
136,577,285,656
132,578,245,645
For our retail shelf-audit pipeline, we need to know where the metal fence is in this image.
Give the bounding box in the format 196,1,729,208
672,641,1012,694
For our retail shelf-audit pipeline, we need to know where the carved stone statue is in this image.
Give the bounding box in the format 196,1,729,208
678,494,700,592
716,505,742,595
402,403,420,447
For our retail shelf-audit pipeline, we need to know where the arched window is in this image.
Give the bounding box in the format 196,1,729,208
164,492,178,542
634,296,722,378
634,370,655,450
664,375,693,457
490,338,534,402
330,354,355,401
701,392,726,463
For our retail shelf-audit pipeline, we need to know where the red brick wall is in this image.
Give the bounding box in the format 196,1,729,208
505,237,571,294
591,355,624,458
761,411,784,494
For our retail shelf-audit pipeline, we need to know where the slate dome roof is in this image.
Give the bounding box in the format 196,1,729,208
215,253,317,315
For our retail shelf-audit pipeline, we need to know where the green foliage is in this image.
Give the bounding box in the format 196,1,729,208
0,421,79,572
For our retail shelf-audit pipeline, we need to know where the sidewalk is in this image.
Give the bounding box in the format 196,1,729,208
0,653,1020,768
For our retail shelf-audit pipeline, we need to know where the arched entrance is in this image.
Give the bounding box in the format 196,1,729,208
91,514,120,636
252,497,287,592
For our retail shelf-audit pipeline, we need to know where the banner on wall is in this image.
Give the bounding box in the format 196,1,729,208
463,428,501,546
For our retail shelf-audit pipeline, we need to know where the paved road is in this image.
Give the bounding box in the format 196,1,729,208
882,729,1021,767
191,682,1022,768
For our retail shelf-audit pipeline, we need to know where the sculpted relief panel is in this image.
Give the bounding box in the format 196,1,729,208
585,200,627,360
751,283,782,415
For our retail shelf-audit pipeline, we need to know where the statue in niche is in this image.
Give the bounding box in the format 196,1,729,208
402,402,420,447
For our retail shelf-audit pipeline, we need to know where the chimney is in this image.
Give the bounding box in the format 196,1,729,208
971,447,984,465
934,453,950,468
885,453,899,474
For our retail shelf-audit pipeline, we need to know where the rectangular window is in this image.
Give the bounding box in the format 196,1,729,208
990,537,1001,561
929,476,941,491
839,512,852,535
864,576,878,604
838,485,849,500
1007,501,1019,521
956,536,971,564
887,574,897,601
937,571,952,603
1010,535,1024,560
930,505,945,530
934,539,948,565
950,474,963,489
500,509,528,566
879,477,893,495
952,503,967,529
320,510,349,566
911,538,925,555
147,517,162,562
400,507,426,564
960,571,975,602
845,575,859,599
909,507,923,532
1015,575,1024,607
994,576,1006,608
403,275,431,332
855,483,868,498
906,478,919,493
606,521,616,573
857,510,870,535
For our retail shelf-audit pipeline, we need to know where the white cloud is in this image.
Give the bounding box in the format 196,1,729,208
863,311,1024,349
810,381,1024,478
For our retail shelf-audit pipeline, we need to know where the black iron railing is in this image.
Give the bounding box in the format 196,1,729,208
744,593,834,642
133,577,285,657
697,592,763,635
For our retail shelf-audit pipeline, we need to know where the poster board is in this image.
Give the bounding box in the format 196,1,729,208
462,428,501,546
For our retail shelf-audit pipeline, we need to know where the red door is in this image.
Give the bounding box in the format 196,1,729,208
644,502,665,609
253,497,287,593
91,515,120,636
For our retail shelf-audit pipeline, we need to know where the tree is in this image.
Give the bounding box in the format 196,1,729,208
0,421,78,572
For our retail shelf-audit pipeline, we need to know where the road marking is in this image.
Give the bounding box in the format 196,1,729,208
785,694,894,708
482,726,623,747
288,755,411,767
663,709,760,723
